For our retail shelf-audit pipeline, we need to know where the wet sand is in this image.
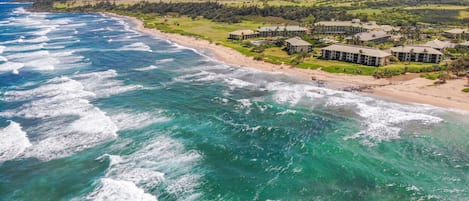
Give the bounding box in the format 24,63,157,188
106,12,469,111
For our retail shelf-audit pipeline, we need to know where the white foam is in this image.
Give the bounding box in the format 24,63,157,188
276,109,297,115
87,178,158,201
94,136,202,200
0,121,31,163
267,81,324,105
0,46,4,54
320,91,444,146
134,65,158,71
343,102,443,146
24,57,60,70
110,110,171,130
6,50,50,60
0,2,29,4
119,42,152,52
0,62,24,74
0,56,7,62
156,58,174,64
2,36,51,45
26,36,49,43
0,77,118,160
33,27,54,36
174,70,255,91
12,7,28,14
236,99,252,114
4,43,44,52
71,70,143,98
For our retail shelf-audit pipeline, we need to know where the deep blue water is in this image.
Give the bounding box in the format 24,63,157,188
0,1,468,201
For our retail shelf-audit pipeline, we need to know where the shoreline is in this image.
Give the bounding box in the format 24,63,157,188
105,12,469,111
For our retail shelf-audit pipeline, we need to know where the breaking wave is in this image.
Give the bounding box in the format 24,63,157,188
89,136,203,201
0,121,31,163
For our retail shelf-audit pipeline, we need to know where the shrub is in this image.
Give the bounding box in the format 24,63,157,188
253,54,264,61
462,88,469,93
420,73,440,80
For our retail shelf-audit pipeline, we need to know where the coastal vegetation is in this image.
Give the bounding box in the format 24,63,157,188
29,0,469,77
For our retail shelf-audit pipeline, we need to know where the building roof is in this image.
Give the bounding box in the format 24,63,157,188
445,28,468,34
378,25,400,32
229,29,258,36
353,30,390,42
315,21,398,32
422,39,455,49
390,46,443,55
321,44,392,58
315,21,362,27
258,25,307,32
285,37,311,46
458,41,469,47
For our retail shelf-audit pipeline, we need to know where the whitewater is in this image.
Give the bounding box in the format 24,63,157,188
0,1,468,201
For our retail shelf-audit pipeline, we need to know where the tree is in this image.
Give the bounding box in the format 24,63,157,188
437,71,450,84
448,56,469,77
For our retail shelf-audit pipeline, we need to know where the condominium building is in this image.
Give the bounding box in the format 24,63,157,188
314,19,398,35
285,37,312,54
421,39,455,51
346,30,391,45
228,30,259,40
258,25,307,37
390,46,443,63
320,44,391,66
444,28,469,40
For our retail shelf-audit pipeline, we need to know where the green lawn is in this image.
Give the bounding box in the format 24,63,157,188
52,2,454,77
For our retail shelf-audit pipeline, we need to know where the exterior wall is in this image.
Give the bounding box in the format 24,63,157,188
314,25,368,35
320,49,388,66
229,33,259,40
287,43,312,54
259,30,307,38
392,52,442,63
444,32,469,40
348,36,391,45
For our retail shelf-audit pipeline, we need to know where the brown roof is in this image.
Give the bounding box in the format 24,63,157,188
353,30,390,42
390,46,443,55
285,37,311,46
445,28,468,34
321,44,391,58
458,41,469,47
422,39,455,49
258,25,307,32
229,29,258,36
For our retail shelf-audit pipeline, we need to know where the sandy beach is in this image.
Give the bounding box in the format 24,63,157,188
105,12,469,111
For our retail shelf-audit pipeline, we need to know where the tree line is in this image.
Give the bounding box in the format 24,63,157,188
363,0,469,8
32,0,353,23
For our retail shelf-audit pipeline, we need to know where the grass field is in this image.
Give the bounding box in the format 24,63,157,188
53,1,456,76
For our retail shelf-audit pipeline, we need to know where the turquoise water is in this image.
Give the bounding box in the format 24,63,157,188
0,2,468,200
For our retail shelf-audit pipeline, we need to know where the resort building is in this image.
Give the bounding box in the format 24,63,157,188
285,37,312,54
456,41,469,48
390,46,443,63
346,30,391,45
320,44,391,66
444,28,469,40
421,39,455,51
314,19,398,35
258,25,307,37
228,30,259,40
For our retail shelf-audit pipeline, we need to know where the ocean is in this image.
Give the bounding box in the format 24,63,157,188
0,1,468,200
